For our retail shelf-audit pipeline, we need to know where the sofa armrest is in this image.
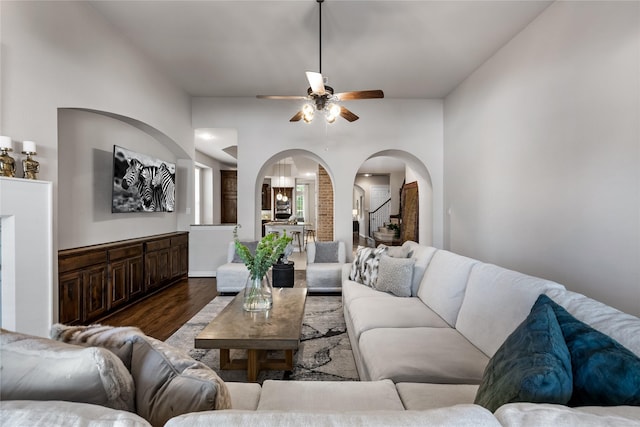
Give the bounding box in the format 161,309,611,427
342,263,353,283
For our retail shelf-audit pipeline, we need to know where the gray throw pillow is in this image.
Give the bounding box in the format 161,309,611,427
314,241,339,263
232,241,258,263
374,255,415,297
0,328,135,411
130,335,231,426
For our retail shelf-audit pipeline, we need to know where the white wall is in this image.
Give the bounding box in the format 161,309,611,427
1,2,195,324
57,109,180,249
444,1,640,316
1,1,195,250
192,97,444,255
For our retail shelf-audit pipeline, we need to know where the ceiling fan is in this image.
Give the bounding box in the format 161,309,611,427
257,0,384,123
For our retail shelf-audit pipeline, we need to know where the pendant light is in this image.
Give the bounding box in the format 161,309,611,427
276,159,283,201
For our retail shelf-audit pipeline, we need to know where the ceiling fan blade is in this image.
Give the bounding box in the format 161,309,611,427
290,111,303,122
257,95,307,100
340,106,359,122
334,90,384,101
306,71,326,95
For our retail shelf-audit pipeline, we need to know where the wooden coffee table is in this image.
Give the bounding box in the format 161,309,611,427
195,287,308,382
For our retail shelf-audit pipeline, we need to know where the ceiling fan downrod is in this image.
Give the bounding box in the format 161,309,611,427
317,0,323,75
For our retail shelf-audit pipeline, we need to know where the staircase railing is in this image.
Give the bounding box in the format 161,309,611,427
368,198,391,238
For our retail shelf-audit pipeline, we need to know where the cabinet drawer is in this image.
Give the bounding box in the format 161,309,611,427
146,238,171,252
109,244,143,261
59,250,107,274
171,234,188,247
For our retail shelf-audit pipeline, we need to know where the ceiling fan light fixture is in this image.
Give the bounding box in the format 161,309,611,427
325,102,340,123
302,103,315,123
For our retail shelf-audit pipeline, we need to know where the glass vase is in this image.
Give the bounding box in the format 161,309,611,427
243,274,273,312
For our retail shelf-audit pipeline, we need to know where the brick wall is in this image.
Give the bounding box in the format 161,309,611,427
316,165,333,241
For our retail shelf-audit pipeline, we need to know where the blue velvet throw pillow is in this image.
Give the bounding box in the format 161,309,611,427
474,295,573,412
540,294,640,407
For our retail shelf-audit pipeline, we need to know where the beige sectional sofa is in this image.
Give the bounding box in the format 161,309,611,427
2,241,640,426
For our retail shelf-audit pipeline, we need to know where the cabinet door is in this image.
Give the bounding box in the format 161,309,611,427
145,251,160,290
179,244,189,276
170,245,181,278
109,259,129,310
59,272,83,325
221,170,237,223
83,265,108,321
128,256,144,300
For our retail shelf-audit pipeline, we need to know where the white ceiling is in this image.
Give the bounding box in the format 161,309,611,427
89,0,552,172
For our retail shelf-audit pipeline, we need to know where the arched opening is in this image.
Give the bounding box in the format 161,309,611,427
252,150,337,249
353,150,433,249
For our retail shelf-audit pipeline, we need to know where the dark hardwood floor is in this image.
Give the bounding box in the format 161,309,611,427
100,277,218,341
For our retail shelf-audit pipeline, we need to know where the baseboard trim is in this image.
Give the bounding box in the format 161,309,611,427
189,270,217,277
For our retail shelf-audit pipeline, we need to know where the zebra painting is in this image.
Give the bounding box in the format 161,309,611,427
151,163,176,211
112,145,176,213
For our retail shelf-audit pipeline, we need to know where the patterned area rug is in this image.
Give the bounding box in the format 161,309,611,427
165,295,359,383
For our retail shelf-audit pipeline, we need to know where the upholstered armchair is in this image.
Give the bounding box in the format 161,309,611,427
305,241,346,293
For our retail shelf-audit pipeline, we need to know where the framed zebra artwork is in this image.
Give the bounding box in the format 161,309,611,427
112,145,176,213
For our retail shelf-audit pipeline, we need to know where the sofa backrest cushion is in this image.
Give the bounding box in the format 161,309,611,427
401,241,437,296
455,263,565,357
0,328,135,412
417,250,478,326
131,335,231,426
545,288,640,358
495,402,640,427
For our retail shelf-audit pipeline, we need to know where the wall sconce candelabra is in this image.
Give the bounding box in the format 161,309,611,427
0,136,16,177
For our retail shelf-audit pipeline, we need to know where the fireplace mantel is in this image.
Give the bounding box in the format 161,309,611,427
0,177,53,337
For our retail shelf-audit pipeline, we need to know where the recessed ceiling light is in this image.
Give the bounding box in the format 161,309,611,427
198,132,215,140
363,173,372,177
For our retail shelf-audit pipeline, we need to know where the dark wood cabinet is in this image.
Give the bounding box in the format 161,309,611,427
221,170,237,223
59,272,83,325
261,183,271,210
58,232,188,325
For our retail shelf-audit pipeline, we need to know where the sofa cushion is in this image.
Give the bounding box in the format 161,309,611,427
0,400,152,427
349,297,449,342
495,403,640,427
130,335,231,426
359,327,489,384
374,255,415,297
402,242,438,296
396,383,479,410
0,328,135,412
545,288,640,357
165,406,502,427
455,263,565,357
232,241,258,262
342,279,395,311
541,295,640,407
379,244,413,259
306,262,343,290
216,262,250,292
257,379,404,411
313,241,339,263
225,382,262,410
474,296,573,412
416,250,478,327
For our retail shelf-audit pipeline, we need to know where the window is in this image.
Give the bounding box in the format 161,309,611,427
296,184,306,220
